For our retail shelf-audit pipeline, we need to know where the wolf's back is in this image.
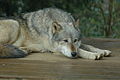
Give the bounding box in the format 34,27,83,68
22,8,75,37
0,44,27,58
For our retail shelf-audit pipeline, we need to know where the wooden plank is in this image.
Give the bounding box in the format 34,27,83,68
0,38,120,80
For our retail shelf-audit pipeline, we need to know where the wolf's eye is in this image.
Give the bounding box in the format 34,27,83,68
74,39,78,43
63,40,68,42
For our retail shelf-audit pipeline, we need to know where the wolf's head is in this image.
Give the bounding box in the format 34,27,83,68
51,20,81,58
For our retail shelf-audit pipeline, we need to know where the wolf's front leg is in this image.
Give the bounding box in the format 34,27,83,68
78,48,103,60
80,44,112,57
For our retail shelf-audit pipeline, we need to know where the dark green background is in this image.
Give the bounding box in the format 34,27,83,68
0,0,120,38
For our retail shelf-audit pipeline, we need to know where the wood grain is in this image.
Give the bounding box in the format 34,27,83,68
0,38,120,80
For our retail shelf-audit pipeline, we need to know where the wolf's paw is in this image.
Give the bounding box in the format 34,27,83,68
103,50,112,57
98,50,111,57
20,47,32,54
88,53,103,60
93,49,112,57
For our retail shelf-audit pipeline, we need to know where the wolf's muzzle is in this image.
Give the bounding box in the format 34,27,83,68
71,52,77,57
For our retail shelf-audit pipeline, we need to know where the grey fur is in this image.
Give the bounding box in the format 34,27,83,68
0,8,111,59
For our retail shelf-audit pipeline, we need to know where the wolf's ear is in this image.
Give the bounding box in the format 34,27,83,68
74,19,80,27
52,21,62,33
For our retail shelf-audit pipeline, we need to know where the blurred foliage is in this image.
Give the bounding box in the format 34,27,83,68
0,0,120,38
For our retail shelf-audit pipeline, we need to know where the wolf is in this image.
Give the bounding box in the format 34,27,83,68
0,8,111,60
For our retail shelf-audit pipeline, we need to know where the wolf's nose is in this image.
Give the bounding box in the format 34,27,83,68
71,52,77,57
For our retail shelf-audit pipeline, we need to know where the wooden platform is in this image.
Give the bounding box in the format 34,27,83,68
0,38,120,80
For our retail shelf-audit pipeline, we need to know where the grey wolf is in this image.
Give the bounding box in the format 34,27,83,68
0,8,111,60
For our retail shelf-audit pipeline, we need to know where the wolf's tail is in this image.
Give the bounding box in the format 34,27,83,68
0,44,27,58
